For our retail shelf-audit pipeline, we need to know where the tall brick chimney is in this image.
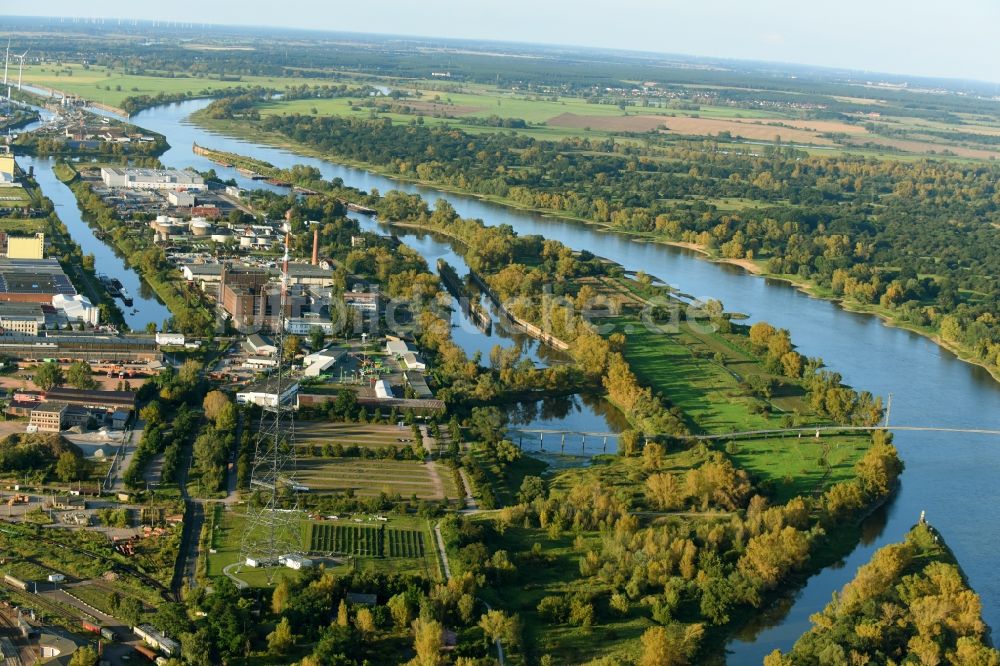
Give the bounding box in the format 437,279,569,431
311,227,319,266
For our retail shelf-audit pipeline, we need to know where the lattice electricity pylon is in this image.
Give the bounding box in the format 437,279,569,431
239,223,302,579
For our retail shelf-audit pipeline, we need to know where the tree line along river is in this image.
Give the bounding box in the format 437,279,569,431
23,97,1000,661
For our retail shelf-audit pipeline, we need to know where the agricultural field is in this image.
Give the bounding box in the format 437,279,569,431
28,57,996,159
295,457,457,500
291,421,458,501
19,63,333,110
295,421,422,451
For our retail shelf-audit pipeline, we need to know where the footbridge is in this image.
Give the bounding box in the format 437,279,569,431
507,425,1000,455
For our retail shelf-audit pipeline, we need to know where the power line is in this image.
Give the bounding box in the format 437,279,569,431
239,221,302,580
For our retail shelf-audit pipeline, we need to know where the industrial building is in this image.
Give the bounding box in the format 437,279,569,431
221,271,324,333
52,294,99,326
28,402,67,432
5,233,45,259
100,167,205,191
285,313,337,335
0,304,45,334
182,262,334,288
0,151,16,186
302,347,344,377
0,258,76,304
44,388,137,413
374,379,393,399
166,190,195,207
245,333,278,356
0,332,163,362
134,625,180,657
236,381,300,408
344,290,379,314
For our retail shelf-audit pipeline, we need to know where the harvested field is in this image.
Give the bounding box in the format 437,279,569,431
770,119,867,134
547,112,843,144
296,422,419,449
295,458,456,500
842,136,1000,160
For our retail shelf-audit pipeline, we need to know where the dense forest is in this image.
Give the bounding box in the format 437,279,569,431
250,111,1000,377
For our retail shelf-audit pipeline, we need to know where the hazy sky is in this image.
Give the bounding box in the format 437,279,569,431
14,0,1000,83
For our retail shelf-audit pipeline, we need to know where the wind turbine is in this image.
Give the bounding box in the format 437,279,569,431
15,51,26,91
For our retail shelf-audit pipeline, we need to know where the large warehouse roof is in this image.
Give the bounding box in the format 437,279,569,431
0,259,75,297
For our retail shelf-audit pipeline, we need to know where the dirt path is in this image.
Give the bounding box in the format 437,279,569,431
419,426,447,500
457,468,479,513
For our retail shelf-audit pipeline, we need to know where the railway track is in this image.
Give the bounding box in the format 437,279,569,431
1,580,94,625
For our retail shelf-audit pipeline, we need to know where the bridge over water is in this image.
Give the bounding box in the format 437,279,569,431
507,425,1000,456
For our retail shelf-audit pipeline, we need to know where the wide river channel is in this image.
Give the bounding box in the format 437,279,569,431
24,97,1000,661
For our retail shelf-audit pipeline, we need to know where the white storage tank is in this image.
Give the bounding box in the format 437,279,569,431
190,219,213,236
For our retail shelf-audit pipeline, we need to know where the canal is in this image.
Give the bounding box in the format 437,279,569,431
20,155,172,332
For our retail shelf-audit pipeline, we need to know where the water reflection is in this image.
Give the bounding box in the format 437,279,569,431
123,98,1000,655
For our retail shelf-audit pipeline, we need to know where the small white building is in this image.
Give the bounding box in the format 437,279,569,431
374,379,393,399
279,554,314,570
243,357,279,370
155,333,185,346
401,352,426,371
385,338,410,356
167,190,195,207
303,348,344,377
236,381,299,408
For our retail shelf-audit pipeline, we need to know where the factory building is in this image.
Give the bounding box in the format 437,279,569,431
166,191,196,207
5,233,45,259
0,152,16,186
0,258,76,304
100,167,205,191
0,306,45,334
0,332,163,362
236,380,300,408
28,402,67,433
52,294,99,326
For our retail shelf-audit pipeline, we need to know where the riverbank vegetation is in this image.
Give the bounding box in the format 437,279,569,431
768,522,999,665
205,108,1000,382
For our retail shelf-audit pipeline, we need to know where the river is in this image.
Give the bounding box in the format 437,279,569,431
33,97,1000,659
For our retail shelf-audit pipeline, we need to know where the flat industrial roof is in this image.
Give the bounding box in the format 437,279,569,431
0,259,75,296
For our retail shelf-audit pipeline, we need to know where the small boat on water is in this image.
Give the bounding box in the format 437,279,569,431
110,278,133,306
